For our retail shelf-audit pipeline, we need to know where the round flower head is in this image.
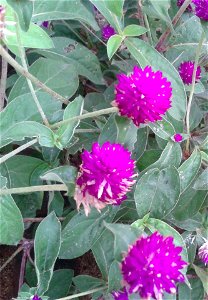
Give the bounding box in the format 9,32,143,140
31,296,42,300
121,232,188,300
177,0,193,11
102,24,116,40
74,142,136,216
193,0,208,21
113,66,172,127
198,241,208,265
112,288,129,300
174,133,183,142
178,61,201,85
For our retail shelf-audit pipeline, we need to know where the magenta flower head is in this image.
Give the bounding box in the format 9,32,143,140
31,295,42,300
193,0,208,21
41,21,49,28
74,142,136,216
113,66,172,127
121,232,188,300
112,288,129,300
102,24,116,40
177,0,193,11
174,133,183,143
198,241,208,265
178,61,201,85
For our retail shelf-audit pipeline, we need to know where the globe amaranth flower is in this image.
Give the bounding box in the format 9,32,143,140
178,61,201,85
112,288,129,300
174,133,183,143
31,295,42,300
112,66,172,127
193,0,208,21
198,241,208,265
74,142,136,216
177,0,193,11
102,24,116,40
121,232,188,300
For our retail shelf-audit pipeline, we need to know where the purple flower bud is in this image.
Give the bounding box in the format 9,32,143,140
112,66,172,127
193,0,208,21
178,61,201,85
198,241,208,265
41,21,49,28
121,232,188,299
102,24,116,41
31,295,42,300
177,0,193,11
74,142,136,216
174,134,183,143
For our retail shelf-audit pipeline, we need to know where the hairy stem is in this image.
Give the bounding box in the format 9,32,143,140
0,45,69,104
18,249,27,290
155,0,193,52
137,0,148,42
51,107,118,129
57,287,107,300
0,47,8,111
0,184,68,195
0,138,38,165
185,32,205,151
23,217,66,222
15,16,50,127
0,246,23,273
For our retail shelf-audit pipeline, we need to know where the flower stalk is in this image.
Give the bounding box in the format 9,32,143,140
0,184,68,195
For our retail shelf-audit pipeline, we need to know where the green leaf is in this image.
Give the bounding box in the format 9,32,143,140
137,149,162,171
0,92,62,128
41,166,77,196
105,0,124,17
193,169,208,190
178,278,204,300
125,38,187,121
123,24,148,36
146,218,189,270
6,0,33,31
34,212,61,295
92,229,114,280
9,58,79,101
107,34,123,59
134,167,180,219
0,194,24,245
143,0,172,25
115,115,138,150
98,114,118,144
32,0,99,30
35,37,104,84
104,222,142,260
108,261,122,291
59,207,116,259
193,264,208,294
178,149,202,192
73,275,105,292
132,127,149,160
148,117,176,140
45,269,74,299
56,96,84,149
0,121,55,148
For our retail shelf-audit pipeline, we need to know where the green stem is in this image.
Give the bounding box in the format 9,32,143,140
185,32,205,151
0,184,68,195
15,15,50,127
0,45,69,105
143,14,153,46
51,107,118,129
75,128,101,133
0,138,38,165
57,286,107,300
0,46,8,111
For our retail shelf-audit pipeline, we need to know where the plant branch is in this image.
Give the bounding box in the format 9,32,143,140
0,184,68,195
155,0,193,52
136,0,148,42
0,46,8,111
57,287,107,300
23,217,66,222
0,138,38,165
0,246,23,273
0,45,69,104
15,16,50,127
185,32,205,151
51,107,118,129
18,249,27,290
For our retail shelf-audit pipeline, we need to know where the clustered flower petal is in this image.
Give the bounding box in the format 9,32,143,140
112,288,129,300
193,0,208,21
121,232,188,300
113,66,172,127
74,142,136,216
174,133,183,143
178,61,201,85
198,241,208,265
102,24,116,40
177,0,193,11
31,295,42,300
